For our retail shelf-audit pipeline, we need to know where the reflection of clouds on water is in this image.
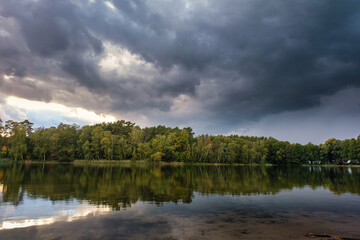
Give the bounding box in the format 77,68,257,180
123,202,149,216
0,194,112,230
0,217,55,230
0,205,112,230
0,164,360,238
0,193,152,231
0,189,359,239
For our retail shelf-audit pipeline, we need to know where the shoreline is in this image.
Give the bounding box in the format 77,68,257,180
1,159,360,167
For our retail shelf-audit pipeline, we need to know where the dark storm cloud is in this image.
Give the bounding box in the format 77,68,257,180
99,0,360,120
0,0,360,126
0,0,104,90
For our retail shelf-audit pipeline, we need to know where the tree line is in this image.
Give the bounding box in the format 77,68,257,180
1,119,360,164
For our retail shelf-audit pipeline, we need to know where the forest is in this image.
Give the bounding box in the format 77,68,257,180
0,119,359,165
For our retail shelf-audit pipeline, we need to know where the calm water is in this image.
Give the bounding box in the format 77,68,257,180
0,164,359,240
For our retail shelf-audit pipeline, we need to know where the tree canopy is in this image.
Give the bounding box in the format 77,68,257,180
1,118,360,165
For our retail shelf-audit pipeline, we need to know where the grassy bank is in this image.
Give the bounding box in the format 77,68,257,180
3,159,273,167
10,159,185,166
2,159,360,167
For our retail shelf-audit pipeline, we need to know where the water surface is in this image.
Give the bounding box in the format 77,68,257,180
0,164,359,239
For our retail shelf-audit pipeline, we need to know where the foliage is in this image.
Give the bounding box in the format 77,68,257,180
1,118,360,164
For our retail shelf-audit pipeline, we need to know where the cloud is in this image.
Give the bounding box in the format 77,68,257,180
0,93,27,121
228,88,360,144
5,96,116,127
0,0,359,140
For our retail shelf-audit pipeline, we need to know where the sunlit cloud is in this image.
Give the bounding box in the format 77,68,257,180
104,1,115,10
99,41,158,79
2,74,14,80
6,96,116,125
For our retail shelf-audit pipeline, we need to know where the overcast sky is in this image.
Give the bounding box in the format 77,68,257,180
1,0,360,144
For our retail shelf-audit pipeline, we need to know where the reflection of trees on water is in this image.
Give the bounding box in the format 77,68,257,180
0,164,359,209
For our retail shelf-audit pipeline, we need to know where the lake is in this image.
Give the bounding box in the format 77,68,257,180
0,164,359,239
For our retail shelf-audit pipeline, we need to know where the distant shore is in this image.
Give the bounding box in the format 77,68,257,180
1,159,360,167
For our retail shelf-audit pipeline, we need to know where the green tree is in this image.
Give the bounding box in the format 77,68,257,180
101,131,112,160
30,127,51,161
152,151,164,162
323,138,342,163
9,125,27,160
137,142,151,160
82,140,92,160
242,144,250,163
0,119,5,158
167,129,191,162
91,126,104,159
305,142,320,164
225,140,239,163
114,137,131,160
77,126,94,159
52,123,78,161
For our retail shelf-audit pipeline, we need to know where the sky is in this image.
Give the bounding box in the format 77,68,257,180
0,0,360,144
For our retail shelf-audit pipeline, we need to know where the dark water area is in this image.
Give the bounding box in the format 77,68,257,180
0,164,359,239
